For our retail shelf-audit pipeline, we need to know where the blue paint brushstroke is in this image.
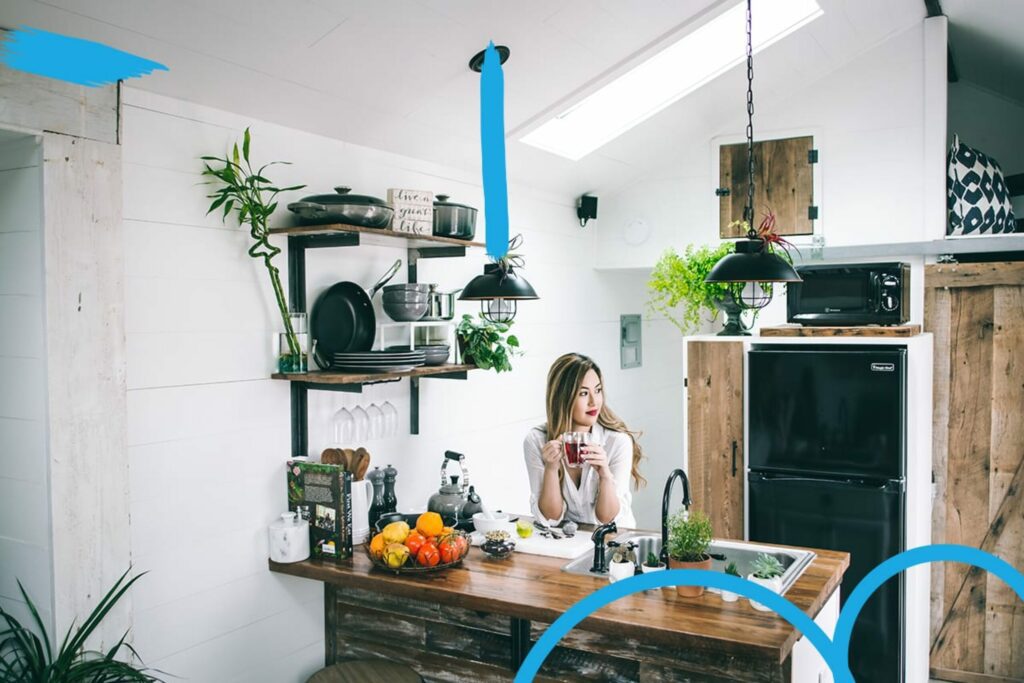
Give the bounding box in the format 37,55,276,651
480,41,509,259
0,26,167,87
516,544,1024,683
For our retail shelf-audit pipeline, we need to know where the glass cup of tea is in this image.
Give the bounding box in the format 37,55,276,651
561,432,593,469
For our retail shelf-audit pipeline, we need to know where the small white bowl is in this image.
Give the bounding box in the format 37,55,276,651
472,512,514,535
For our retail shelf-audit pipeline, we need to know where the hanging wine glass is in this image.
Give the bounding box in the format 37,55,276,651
382,399,398,437
352,404,369,444
367,387,384,440
331,406,354,446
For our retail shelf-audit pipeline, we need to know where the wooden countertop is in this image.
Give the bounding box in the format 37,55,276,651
270,536,849,665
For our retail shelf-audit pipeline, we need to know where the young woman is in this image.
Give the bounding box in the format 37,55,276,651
523,353,645,528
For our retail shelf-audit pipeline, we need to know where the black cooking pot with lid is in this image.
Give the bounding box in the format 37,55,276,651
433,194,477,240
288,186,394,228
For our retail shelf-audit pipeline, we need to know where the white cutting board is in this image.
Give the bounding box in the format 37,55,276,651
509,533,593,560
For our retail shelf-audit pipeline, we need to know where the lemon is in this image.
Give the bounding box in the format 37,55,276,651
382,521,410,545
383,542,410,569
516,519,534,539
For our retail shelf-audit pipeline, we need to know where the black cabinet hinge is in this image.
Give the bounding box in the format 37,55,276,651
808,205,819,220
808,149,819,164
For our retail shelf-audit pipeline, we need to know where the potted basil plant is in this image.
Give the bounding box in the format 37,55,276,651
665,509,713,598
747,552,785,611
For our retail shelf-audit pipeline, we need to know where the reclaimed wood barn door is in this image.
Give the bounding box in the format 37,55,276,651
925,262,1024,682
686,340,744,540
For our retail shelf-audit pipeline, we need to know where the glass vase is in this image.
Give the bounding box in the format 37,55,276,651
277,312,308,374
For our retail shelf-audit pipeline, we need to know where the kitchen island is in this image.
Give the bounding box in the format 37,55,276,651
269,538,848,682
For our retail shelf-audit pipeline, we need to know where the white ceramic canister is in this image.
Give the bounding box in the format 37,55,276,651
268,512,310,563
350,479,373,545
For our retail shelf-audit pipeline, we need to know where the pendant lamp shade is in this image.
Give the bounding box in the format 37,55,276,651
705,238,802,284
459,263,538,323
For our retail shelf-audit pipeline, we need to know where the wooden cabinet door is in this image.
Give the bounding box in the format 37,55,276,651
925,263,1024,682
720,135,814,237
686,340,744,540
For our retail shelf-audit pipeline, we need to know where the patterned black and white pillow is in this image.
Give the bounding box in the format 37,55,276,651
947,134,1017,236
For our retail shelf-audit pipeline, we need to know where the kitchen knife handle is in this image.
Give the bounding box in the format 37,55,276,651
731,440,738,477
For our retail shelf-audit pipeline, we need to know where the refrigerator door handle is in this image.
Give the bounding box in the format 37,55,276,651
731,440,737,477
750,472,901,490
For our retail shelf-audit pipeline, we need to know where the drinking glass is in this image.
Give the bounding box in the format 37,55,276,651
331,406,354,445
352,405,369,444
367,401,384,440
277,311,308,374
561,432,593,469
381,400,398,437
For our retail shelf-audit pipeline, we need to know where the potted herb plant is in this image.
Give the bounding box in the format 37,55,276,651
721,561,741,603
665,509,713,598
201,128,307,373
456,313,520,373
0,568,163,681
747,552,785,611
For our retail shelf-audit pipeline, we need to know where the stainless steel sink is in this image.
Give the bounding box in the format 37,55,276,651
560,532,815,596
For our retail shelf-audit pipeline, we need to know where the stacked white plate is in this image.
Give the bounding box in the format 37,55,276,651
332,350,426,372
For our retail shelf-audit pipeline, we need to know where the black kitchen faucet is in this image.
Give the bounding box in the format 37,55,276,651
589,521,617,573
660,468,692,567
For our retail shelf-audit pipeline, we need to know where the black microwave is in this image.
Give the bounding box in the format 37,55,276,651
786,262,910,326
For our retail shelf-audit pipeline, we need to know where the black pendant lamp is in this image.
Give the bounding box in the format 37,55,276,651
705,0,801,310
459,234,539,323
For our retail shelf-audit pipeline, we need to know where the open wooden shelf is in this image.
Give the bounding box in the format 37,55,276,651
269,222,485,250
759,324,922,337
272,363,477,386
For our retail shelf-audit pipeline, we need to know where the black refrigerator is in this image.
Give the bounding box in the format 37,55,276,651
747,345,906,683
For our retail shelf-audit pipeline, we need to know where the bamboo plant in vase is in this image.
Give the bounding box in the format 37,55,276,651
665,509,713,598
201,128,308,373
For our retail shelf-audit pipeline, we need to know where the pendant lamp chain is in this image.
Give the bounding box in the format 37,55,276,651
744,0,756,234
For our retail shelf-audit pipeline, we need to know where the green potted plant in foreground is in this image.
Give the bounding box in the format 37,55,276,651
747,552,785,611
201,128,308,373
0,568,163,681
665,509,713,598
455,314,520,373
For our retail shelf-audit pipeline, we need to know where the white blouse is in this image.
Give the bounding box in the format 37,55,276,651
522,422,637,529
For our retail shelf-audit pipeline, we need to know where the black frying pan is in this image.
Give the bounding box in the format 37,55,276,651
311,259,402,367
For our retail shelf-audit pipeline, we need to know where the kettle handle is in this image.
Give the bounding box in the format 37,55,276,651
441,450,470,493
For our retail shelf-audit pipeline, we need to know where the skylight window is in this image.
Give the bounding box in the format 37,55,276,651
517,0,823,161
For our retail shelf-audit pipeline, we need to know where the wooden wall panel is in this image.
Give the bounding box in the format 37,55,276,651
926,263,1024,682
686,341,744,540
0,64,118,143
719,136,813,237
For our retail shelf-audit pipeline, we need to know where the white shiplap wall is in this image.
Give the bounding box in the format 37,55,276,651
121,87,683,682
0,133,52,636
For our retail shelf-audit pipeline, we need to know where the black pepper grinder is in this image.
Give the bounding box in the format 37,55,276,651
382,464,398,515
367,466,386,527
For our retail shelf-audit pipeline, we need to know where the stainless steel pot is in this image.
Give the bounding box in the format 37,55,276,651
423,284,462,321
433,195,476,240
288,186,394,228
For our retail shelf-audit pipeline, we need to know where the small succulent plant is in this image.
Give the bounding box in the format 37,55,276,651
644,551,663,568
725,561,740,577
751,553,784,579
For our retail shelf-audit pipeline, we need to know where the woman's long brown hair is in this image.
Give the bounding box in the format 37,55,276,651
544,353,646,488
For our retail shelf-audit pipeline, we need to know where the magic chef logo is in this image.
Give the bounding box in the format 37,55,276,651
515,545,1024,683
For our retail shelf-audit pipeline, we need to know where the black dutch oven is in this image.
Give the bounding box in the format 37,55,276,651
288,186,393,228
433,194,477,240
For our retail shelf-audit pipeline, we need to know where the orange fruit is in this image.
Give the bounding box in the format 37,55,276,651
369,533,386,560
416,512,444,538
404,530,427,556
440,526,455,536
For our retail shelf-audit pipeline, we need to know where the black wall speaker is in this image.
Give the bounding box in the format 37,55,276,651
577,195,598,227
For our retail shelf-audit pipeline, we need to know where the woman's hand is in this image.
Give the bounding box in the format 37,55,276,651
582,443,612,479
541,440,563,471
